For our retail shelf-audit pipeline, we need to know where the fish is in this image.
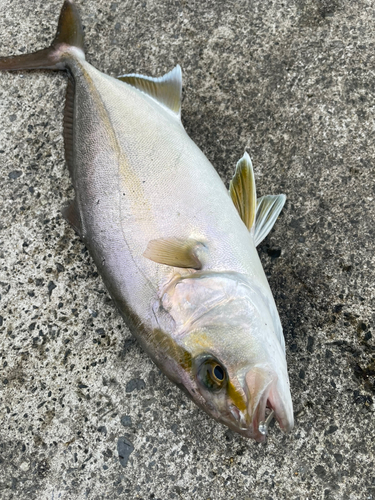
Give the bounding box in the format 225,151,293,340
0,0,294,442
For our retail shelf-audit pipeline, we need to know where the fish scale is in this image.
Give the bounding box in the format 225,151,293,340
0,0,294,441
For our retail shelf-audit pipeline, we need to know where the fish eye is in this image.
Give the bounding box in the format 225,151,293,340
213,364,224,381
198,359,227,391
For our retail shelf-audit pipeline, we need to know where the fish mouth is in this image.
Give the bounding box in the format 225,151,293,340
228,366,294,442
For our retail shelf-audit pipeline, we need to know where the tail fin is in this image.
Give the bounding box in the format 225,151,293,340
0,0,84,72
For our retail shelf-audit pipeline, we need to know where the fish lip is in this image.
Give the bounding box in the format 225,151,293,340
242,365,275,441
250,391,294,441
267,384,294,434
249,393,272,443
226,388,272,442
228,367,294,441
236,398,283,442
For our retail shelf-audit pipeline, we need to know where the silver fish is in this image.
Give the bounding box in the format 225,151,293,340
0,0,293,441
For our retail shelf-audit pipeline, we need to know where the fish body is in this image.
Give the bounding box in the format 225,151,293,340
0,0,293,441
71,58,263,323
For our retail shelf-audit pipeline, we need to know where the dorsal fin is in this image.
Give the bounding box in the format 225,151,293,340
254,194,286,246
229,152,257,231
117,65,182,118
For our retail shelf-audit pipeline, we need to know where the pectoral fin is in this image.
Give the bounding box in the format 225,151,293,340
254,194,286,246
117,65,182,118
143,238,205,269
229,152,257,231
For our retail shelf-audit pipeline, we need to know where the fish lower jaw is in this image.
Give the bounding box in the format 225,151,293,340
229,405,248,430
226,400,272,440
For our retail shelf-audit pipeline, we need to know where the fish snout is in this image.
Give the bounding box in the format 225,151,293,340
244,365,294,441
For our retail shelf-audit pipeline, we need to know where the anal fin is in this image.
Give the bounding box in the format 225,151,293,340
229,152,286,246
254,194,286,246
230,152,257,231
62,198,82,237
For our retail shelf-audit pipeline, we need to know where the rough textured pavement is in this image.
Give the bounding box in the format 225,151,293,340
0,0,374,499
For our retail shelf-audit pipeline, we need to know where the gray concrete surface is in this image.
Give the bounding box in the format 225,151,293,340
0,0,374,498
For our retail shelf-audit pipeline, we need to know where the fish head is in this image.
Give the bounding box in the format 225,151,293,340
181,325,294,442
162,272,294,441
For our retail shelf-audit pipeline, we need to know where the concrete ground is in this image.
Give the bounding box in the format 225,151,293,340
0,0,374,498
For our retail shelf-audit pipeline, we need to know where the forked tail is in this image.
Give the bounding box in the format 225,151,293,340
0,0,85,72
